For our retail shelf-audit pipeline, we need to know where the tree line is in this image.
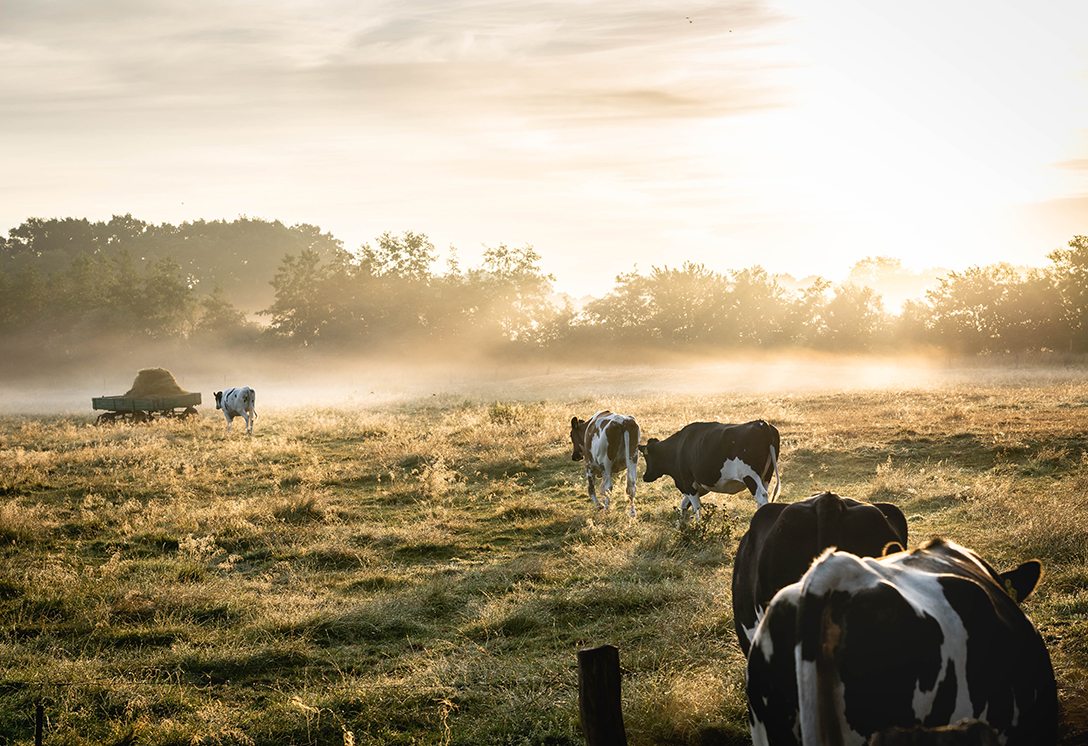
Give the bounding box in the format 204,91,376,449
2,214,1086,360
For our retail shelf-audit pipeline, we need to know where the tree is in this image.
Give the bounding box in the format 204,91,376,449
1046,235,1088,351
262,250,335,345
725,266,793,347
358,231,437,282
194,284,260,345
922,264,1026,354
140,256,197,338
643,262,727,345
0,265,46,334
581,269,655,344
781,277,830,347
816,283,887,351
467,244,556,344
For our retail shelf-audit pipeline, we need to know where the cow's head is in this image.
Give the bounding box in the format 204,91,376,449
214,391,223,410
638,438,663,481
570,416,586,461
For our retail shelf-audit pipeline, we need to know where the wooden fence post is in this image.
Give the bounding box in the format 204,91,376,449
577,645,627,746
35,699,44,746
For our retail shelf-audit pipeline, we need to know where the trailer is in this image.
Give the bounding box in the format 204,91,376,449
92,393,201,425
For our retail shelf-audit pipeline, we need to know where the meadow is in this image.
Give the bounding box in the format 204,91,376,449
1,362,1087,745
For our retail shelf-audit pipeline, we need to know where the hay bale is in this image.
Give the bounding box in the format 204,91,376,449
123,368,190,398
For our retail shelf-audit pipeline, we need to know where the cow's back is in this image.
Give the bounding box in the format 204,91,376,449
677,420,769,483
733,492,907,656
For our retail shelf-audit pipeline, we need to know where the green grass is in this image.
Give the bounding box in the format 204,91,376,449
1,378,1087,745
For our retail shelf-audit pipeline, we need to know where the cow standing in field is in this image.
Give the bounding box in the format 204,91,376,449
570,411,641,517
215,387,257,434
746,538,1057,746
638,419,780,521
732,491,907,656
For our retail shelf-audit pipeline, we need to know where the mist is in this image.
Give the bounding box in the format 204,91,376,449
2,338,1079,419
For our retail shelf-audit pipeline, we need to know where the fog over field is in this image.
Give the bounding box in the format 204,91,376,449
3,346,1084,417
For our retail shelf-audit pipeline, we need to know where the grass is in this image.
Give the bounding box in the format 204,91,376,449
1,374,1087,745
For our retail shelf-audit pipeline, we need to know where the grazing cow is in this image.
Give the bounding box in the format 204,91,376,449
637,419,780,520
214,387,257,434
732,491,907,657
746,538,1057,746
570,411,641,516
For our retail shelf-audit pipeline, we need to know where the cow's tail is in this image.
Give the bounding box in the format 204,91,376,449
768,444,781,503
248,388,257,418
624,427,637,501
798,592,847,746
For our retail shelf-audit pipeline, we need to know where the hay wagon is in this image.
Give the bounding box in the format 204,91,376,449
92,393,201,425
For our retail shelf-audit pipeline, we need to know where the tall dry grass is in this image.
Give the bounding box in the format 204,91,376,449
1,378,1087,744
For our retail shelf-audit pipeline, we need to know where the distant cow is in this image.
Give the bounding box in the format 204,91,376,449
732,491,907,656
638,419,780,520
746,538,1057,746
214,387,257,434
570,411,641,516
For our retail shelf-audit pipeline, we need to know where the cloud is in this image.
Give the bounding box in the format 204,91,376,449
1,0,790,131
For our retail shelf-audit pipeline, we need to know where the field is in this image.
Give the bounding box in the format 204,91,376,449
1,361,1088,745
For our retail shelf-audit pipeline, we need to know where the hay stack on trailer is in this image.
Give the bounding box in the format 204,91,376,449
93,368,201,425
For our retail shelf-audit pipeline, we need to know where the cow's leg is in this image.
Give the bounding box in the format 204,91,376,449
689,493,704,522
599,464,613,511
586,468,601,510
244,412,253,435
744,475,769,506
225,413,233,433
674,495,691,526
625,458,637,517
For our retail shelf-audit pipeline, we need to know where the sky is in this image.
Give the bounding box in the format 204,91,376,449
2,0,1087,298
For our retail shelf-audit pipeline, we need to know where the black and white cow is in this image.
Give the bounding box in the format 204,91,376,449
732,491,907,657
746,538,1057,746
637,419,780,520
214,387,257,434
570,411,641,517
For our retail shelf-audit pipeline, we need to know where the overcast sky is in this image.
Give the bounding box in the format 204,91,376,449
2,0,1086,297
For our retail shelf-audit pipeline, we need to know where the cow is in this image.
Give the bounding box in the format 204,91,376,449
214,387,258,434
732,491,907,657
637,419,780,521
746,538,1057,746
570,411,641,516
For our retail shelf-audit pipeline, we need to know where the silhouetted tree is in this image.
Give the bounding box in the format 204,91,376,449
1047,235,1088,352
263,249,337,345
466,244,556,344
581,270,655,344
923,264,1027,354
194,284,260,345
725,266,793,346
816,283,888,351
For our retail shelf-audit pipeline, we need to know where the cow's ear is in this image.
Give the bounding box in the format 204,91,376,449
571,416,580,429
637,444,646,454
1000,559,1043,604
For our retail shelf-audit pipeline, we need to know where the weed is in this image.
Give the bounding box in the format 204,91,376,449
670,503,734,549
273,494,325,524
488,401,520,423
